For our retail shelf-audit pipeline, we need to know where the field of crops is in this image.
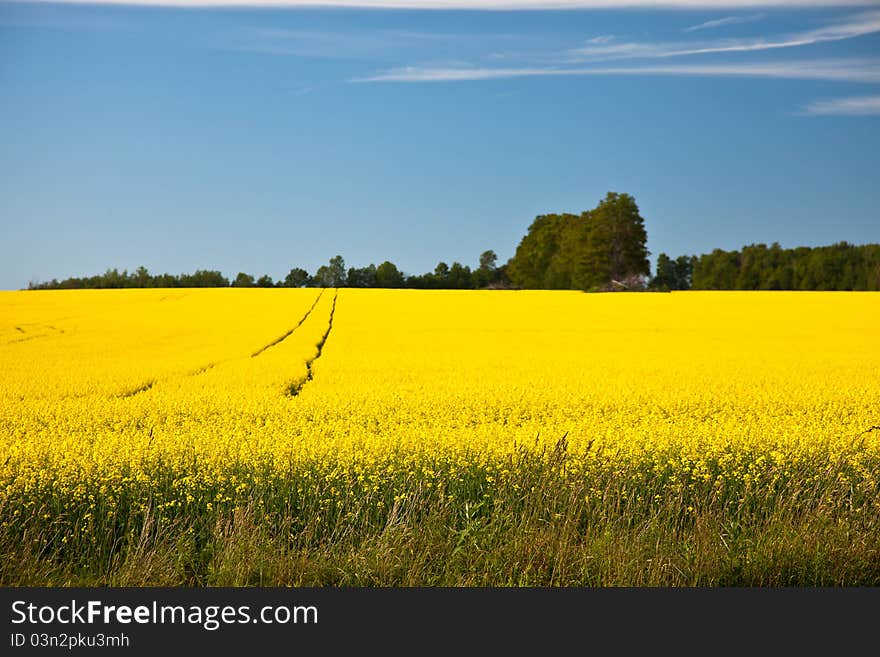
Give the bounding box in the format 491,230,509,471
2,289,879,585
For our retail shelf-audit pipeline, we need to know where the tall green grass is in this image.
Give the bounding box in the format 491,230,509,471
2,440,878,586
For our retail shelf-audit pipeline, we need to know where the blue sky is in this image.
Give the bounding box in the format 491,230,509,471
1,1,878,289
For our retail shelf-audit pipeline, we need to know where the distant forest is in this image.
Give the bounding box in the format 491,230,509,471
685,242,880,292
26,253,506,291
27,192,880,292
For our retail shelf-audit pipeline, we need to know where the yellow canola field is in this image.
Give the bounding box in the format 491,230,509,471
1,288,879,533
0,288,323,400
301,289,880,461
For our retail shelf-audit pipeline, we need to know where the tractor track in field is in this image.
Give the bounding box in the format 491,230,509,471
117,380,156,399
112,290,324,399
251,289,325,358
5,324,66,345
288,289,338,398
111,289,329,400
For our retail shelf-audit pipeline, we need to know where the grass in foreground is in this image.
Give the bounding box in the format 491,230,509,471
3,439,878,586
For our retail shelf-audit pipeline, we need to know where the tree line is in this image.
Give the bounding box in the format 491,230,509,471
27,253,507,291
26,191,880,292
659,241,880,292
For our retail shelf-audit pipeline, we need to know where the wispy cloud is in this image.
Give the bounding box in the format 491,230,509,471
684,13,764,32
802,94,880,115
355,58,880,83
232,26,525,62
569,10,880,61
11,0,880,8
235,28,447,59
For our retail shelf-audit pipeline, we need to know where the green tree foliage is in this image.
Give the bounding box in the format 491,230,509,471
312,255,347,288
27,268,230,289
405,253,511,289
375,261,405,288
153,274,179,288
649,253,694,291
181,270,230,287
346,264,377,288
650,254,675,290
282,268,311,288
133,266,151,287
673,255,695,290
479,250,498,271
25,253,512,291
688,242,880,291
404,271,436,289
577,192,650,290
447,262,473,289
406,262,450,289
232,272,256,288
506,213,579,289
473,249,504,288
507,192,649,291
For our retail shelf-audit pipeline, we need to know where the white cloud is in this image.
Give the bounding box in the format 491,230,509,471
12,0,880,8
569,10,880,60
355,58,880,82
236,27,459,58
684,13,764,31
803,95,880,115
234,26,522,59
